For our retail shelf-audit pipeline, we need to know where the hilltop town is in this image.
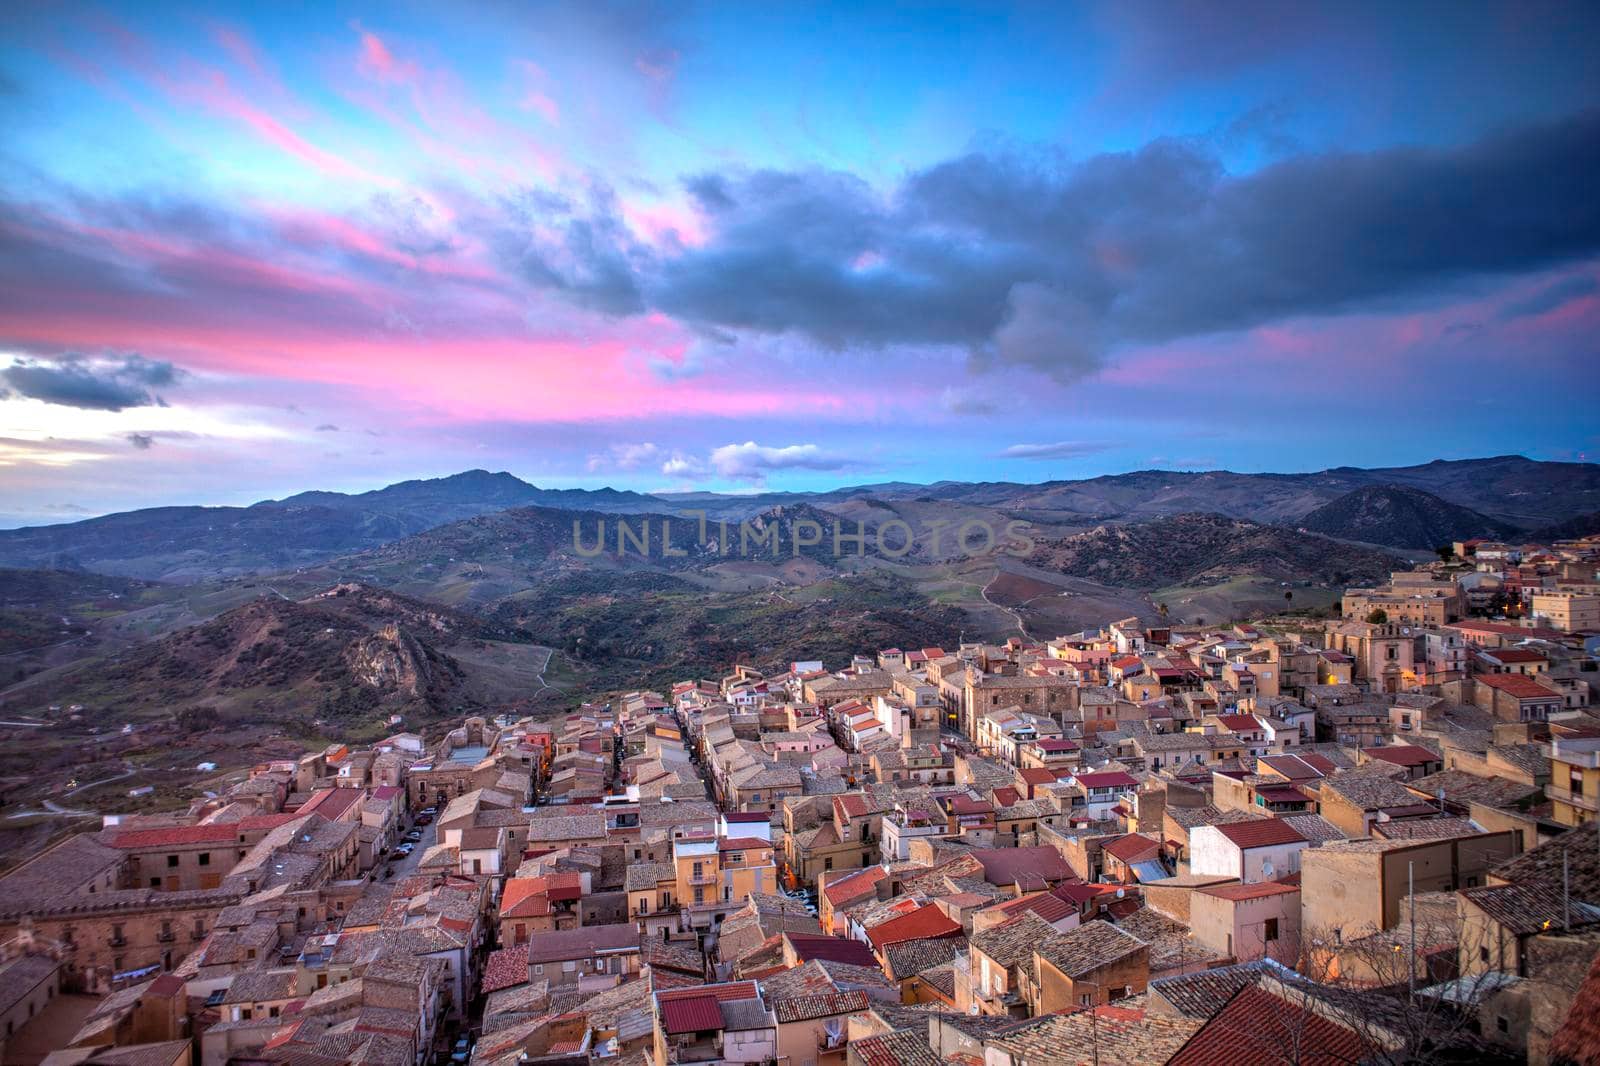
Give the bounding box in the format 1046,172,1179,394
0,533,1595,1066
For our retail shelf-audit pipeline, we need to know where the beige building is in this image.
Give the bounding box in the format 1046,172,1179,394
1529,591,1600,633
1549,734,1600,828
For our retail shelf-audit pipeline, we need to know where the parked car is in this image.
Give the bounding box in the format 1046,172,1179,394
416,814,433,826
396,843,414,856
405,830,423,842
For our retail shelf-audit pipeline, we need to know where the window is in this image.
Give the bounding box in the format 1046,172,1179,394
166,854,180,868
198,852,210,866
1264,918,1279,942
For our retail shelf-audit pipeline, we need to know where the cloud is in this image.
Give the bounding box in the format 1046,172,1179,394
940,388,997,416
707,441,855,480
639,110,1600,377
126,432,156,450
998,441,1113,460
1,354,183,411
314,423,340,432
1496,275,1599,320
498,181,648,315
587,441,661,472
657,441,858,482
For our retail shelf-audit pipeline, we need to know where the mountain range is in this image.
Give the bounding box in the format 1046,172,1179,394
1,454,1594,733
1,455,1595,580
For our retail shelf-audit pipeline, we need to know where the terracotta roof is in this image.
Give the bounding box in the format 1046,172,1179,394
1169,984,1371,1066
1151,960,1290,1019
1200,880,1301,902
1212,820,1306,849
481,945,529,993
1102,833,1162,865
1476,673,1562,699
1551,948,1600,1065
823,866,887,906
771,990,868,1024
1361,745,1440,768
108,824,237,848
865,904,961,951
852,1028,942,1066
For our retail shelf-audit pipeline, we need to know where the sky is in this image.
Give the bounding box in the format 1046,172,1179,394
1,0,1598,525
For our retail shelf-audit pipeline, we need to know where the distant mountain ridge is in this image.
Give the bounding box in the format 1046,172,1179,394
0,456,1594,581
1297,485,1522,550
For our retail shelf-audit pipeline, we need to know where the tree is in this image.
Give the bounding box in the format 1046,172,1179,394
1157,602,1170,622
1284,590,1294,612
1435,544,1456,563
1366,608,1388,624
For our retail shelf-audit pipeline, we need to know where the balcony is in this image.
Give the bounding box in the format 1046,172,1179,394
157,931,175,943
686,873,718,886
1548,785,1599,813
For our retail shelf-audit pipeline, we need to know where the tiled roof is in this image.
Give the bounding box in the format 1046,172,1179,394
865,904,961,951
771,990,869,1023
851,1028,943,1066
1102,833,1162,864
1476,673,1562,699
971,846,1072,888
989,1002,1201,1065
1199,880,1301,902
785,932,882,969
1150,960,1289,1019
1361,745,1440,768
1460,881,1600,936
481,945,529,993
823,865,887,906
1168,984,1370,1066
1034,919,1146,979
1320,770,1419,810
883,936,967,980
971,912,1062,970
1551,948,1600,1066
1212,820,1305,849
524,924,640,963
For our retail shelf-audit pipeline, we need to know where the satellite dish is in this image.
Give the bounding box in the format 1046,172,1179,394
1262,860,1276,879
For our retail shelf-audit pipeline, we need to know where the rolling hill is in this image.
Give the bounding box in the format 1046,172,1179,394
1024,513,1402,590
1296,485,1521,549
11,583,548,729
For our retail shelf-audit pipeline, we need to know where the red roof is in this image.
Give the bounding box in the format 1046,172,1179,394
659,995,724,1035
1483,648,1548,663
1101,833,1162,864
991,787,1021,808
109,823,237,849
823,866,887,906
717,837,772,852
1169,985,1370,1066
1477,673,1562,699
1213,820,1306,849
993,891,1075,925
299,788,362,819
1200,880,1301,902
1074,771,1138,790
865,904,962,951
1362,745,1440,768
1215,714,1260,731
481,944,529,993
1034,738,1080,752
724,812,770,823
785,932,882,968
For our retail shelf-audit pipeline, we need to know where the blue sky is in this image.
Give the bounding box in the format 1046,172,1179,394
0,0,1597,523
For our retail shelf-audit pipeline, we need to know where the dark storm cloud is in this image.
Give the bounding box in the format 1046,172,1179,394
639,110,1600,379
497,183,647,315
1,353,182,410
126,432,155,449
